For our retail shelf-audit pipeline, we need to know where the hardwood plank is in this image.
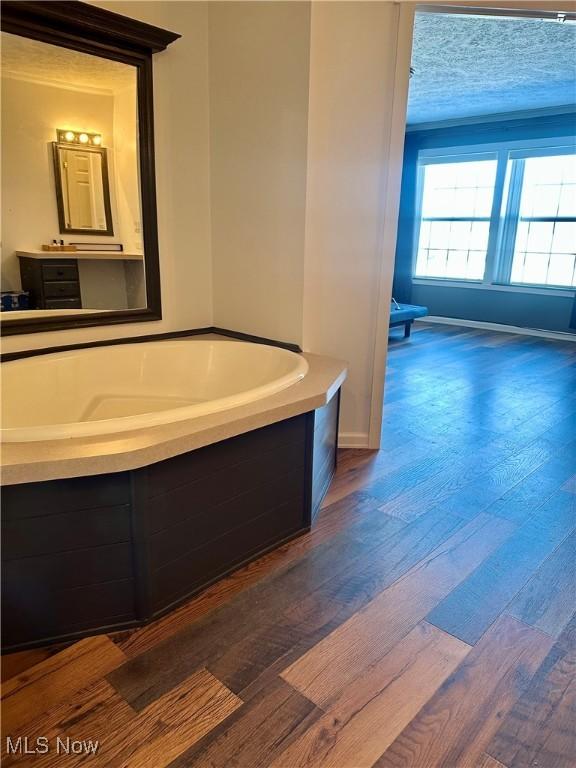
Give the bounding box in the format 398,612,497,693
119,491,381,658
507,530,576,638
476,755,509,768
1,636,127,736
104,668,241,768
281,513,514,707
1,647,56,683
427,491,576,645
210,506,465,694
426,437,563,521
168,677,320,768
375,615,554,768
108,496,404,711
322,439,438,509
486,614,576,768
3,669,240,768
376,435,552,522
268,622,470,768
484,440,576,524
1,679,136,768
364,446,465,507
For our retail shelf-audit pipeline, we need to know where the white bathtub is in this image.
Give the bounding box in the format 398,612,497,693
1,340,308,442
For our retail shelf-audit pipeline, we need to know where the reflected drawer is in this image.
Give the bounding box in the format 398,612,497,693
42,263,78,282
45,298,82,309
44,281,80,299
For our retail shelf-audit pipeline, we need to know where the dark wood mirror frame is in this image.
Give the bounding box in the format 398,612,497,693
0,1,180,336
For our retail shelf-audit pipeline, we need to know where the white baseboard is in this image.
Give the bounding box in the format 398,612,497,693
338,432,370,449
419,316,576,343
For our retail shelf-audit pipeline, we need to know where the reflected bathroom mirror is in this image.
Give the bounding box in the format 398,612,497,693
0,2,178,335
52,133,114,235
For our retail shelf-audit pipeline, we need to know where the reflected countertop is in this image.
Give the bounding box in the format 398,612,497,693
16,250,144,261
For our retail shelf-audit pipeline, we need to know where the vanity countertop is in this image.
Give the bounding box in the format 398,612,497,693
16,250,144,261
1,344,347,486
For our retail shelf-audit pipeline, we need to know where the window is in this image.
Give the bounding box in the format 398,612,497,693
415,158,497,280
508,153,576,288
413,142,576,290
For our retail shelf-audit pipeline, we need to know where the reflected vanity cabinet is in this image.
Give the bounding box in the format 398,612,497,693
0,0,181,335
19,257,82,310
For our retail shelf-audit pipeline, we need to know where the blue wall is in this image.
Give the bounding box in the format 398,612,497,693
393,111,576,333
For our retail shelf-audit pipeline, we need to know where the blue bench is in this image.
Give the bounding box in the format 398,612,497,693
389,302,428,338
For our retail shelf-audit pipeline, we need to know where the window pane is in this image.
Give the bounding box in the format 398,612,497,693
558,183,576,217
449,221,473,250
416,249,429,276
522,253,550,285
429,221,451,248
526,222,554,253
416,218,489,281
510,252,525,284
511,154,576,287
475,188,494,217
446,250,467,277
416,158,495,281
519,154,576,218
466,251,486,280
469,221,490,251
421,159,497,218
552,222,576,253
547,254,576,286
427,250,448,277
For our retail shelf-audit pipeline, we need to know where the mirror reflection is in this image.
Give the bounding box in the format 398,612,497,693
1,33,146,316
53,131,114,235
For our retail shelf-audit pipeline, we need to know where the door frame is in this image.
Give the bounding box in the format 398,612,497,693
367,0,576,449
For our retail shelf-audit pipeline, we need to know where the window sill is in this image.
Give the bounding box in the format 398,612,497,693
412,278,576,298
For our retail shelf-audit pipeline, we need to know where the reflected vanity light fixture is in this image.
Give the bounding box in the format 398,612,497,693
57,129,103,146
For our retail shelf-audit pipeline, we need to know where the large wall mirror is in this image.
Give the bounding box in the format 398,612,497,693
0,1,179,336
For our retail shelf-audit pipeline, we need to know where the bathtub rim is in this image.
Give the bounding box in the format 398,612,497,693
1,348,347,486
1,339,310,443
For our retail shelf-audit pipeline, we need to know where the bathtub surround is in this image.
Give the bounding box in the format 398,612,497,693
2,406,334,650
1,340,344,649
1,344,345,485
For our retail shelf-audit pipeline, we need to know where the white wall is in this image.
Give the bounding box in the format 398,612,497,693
209,1,311,346
3,0,213,354
302,1,400,444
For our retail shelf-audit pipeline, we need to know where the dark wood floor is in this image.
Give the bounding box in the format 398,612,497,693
2,324,575,767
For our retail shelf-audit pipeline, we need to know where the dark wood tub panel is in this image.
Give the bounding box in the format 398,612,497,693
1,392,340,651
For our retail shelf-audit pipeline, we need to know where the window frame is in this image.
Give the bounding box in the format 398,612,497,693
413,137,576,292
497,144,576,289
414,151,498,284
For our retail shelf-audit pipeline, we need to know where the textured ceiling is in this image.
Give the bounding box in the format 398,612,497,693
408,13,576,125
1,32,135,94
